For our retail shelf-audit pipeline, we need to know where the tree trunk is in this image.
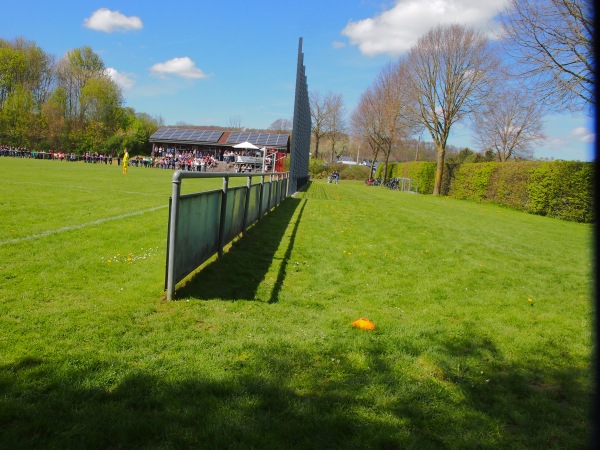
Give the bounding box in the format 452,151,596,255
433,144,445,195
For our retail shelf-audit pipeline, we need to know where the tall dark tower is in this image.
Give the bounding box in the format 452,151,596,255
289,37,311,194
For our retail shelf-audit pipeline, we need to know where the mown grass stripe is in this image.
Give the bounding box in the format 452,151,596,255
0,205,167,246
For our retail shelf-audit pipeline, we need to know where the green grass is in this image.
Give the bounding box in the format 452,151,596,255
0,158,593,449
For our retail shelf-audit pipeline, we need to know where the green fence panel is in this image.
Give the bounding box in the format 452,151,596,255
173,190,221,286
247,184,261,225
224,186,247,244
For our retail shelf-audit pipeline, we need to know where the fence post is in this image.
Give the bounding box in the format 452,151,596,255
166,171,183,301
269,174,274,209
259,174,265,218
242,175,252,234
218,176,229,257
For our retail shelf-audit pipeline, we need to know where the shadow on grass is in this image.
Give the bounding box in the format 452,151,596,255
0,325,591,449
174,195,307,302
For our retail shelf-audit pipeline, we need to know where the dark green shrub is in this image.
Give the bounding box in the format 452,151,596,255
309,159,328,178
527,161,594,222
390,161,436,194
371,160,593,223
485,162,536,211
447,163,496,200
340,164,370,180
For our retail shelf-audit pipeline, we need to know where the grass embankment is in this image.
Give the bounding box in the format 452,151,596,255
0,158,593,448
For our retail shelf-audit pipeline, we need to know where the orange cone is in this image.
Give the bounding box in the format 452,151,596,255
352,318,375,330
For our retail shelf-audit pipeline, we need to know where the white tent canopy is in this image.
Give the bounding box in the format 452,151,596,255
232,141,259,150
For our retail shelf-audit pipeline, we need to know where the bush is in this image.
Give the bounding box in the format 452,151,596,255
375,161,437,193
484,162,536,211
384,160,594,223
340,164,370,180
527,161,594,222
309,159,328,179
447,163,495,200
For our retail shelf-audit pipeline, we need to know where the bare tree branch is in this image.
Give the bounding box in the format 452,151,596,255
499,0,594,112
474,88,546,161
405,24,498,195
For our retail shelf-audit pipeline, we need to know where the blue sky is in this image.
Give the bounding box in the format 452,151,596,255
2,0,595,161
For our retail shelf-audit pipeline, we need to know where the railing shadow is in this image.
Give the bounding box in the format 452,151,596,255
174,196,306,302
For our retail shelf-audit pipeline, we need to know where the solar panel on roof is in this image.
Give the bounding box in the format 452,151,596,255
226,132,240,143
151,128,286,146
186,131,203,140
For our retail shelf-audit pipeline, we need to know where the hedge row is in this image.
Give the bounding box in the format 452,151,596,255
378,161,437,194
377,161,595,223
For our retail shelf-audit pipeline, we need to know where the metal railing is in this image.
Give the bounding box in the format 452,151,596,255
165,170,289,300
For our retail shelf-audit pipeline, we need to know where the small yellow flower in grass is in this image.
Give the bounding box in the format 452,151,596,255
528,297,534,305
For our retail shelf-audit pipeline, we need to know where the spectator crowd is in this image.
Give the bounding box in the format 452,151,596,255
1,144,276,173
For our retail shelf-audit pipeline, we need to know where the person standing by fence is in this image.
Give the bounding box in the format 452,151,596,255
122,148,129,174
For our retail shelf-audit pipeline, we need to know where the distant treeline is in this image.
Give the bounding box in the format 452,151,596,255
0,37,163,155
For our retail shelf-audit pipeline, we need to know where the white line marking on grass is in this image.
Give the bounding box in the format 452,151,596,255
0,205,168,246
2,180,167,197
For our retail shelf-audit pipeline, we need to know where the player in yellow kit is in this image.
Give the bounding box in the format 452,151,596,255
122,148,129,174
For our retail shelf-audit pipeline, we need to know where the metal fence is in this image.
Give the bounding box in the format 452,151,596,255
385,178,419,194
165,170,289,300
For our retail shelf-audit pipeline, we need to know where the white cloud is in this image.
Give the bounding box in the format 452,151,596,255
570,127,595,143
84,8,143,33
105,68,135,90
341,0,509,56
332,40,346,49
150,57,208,79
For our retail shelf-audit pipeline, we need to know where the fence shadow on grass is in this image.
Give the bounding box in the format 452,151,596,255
174,195,307,302
0,327,591,449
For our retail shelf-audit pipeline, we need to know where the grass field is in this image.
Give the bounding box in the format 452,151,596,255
0,158,593,448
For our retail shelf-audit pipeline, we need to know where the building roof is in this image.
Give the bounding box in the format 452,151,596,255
149,127,290,151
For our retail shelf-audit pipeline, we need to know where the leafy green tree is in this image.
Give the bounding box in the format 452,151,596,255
0,44,27,109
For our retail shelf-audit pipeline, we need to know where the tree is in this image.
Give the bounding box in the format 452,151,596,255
350,62,413,180
268,118,292,133
40,86,68,149
0,38,55,111
325,93,346,162
405,24,498,195
309,91,342,159
228,115,242,131
0,84,35,147
80,76,123,152
370,62,409,180
56,46,106,126
351,88,380,179
474,88,545,161
500,0,594,112
0,43,27,109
